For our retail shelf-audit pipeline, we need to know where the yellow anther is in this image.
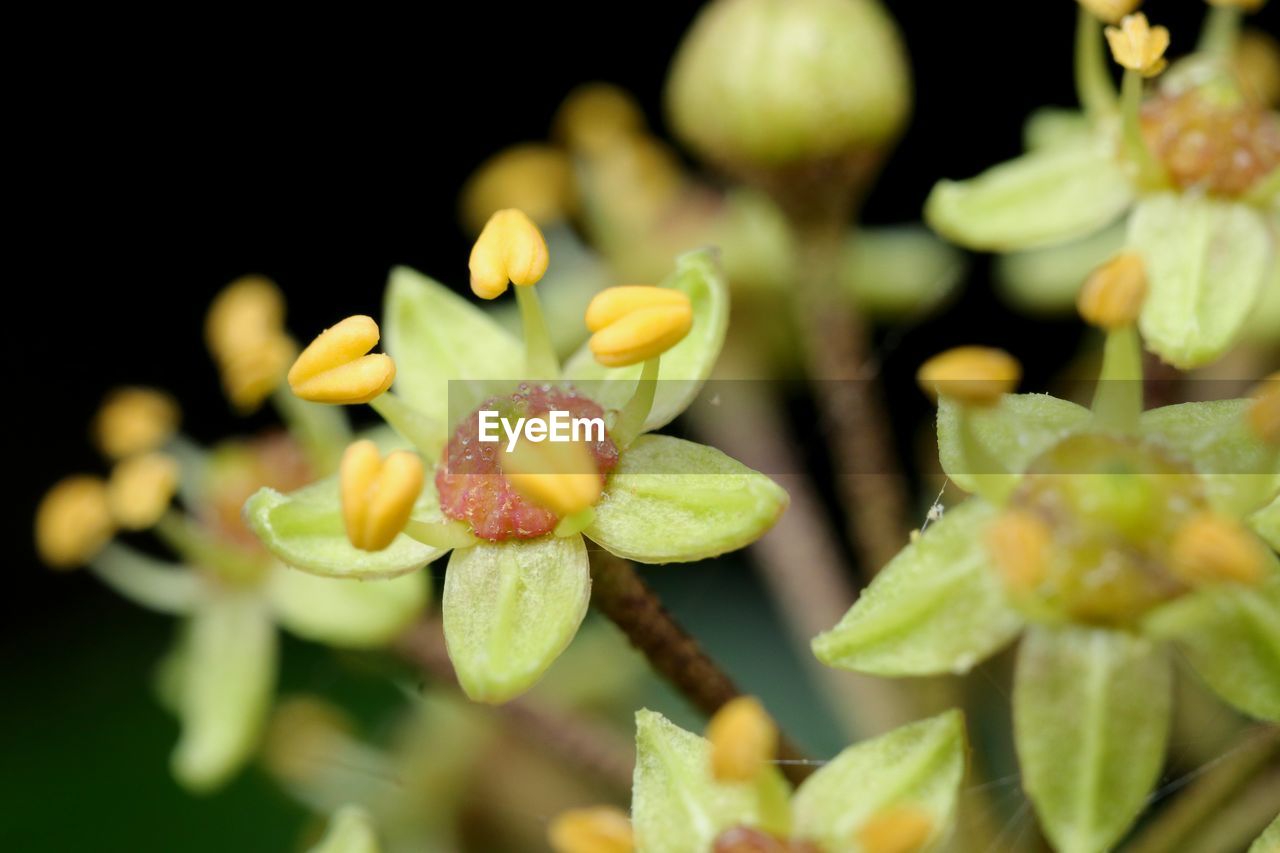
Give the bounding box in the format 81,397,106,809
916,347,1022,406
586,286,694,368
1105,13,1171,78
985,510,1052,594
706,696,778,783
107,452,180,530
1170,512,1267,586
468,209,550,300
553,83,646,156
288,315,396,405
1077,0,1142,24
1248,372,1279,445
206,276,293,411
92,387,180,459
1078,253,1148,329
547,806,635,853
855,807,934,853
35,475,114,569
262,697,354,784
501,426,602,517
460,144,576,234
1234,30,1280,106
339,440,424,551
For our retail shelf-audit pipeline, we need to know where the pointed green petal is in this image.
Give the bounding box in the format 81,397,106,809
812,500,1023,676
925,138,1133,251
792,710,965,849
245,474,448,579
937,394,1092,503
586,435,788,564
1014,625,1171,853
1130,193,1271,369
563,248,728,434
171,592,277,792
308,806,382,853
632,709,791,853
1252,494,1280,552
269,565,430,649
442,535,590,704
995,223,1125,315
89,542,201,614
842,226,966,319
383,266,524,426
1022,107,1094,151
1141,400,1280,518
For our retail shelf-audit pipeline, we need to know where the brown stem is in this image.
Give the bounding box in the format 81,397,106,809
396,618,635,793
588,548,815,785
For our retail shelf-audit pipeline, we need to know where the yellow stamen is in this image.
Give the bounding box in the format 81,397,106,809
1077,0,1142,24
288,316,396,405
35,475,114,569
469,209,550,300
1105,13,1171,77
206,276,294,411
460,144,576,234
585,286,693,368
1170,512,1267,586
706,696,778,783
108,452,180,530
501,425,602,517
548,806,635,853
92,387,180,459
916,347,1021,406
552,83,646,156
1248,372,1279,445
339,440,424,551
985,510,1052,593
221,334,297,412
855,807,934,853
1078,252,1148,329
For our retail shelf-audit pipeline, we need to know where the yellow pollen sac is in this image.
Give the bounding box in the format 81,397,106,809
1077,0,1143,24
706,696,778,783
552,83,647,156
108,452,180,530
1105,13,1171,78
460,144,576,234
501,427,602,517
586,286,694,368
985,509,1052,594
855,807,934,853
92,386,180,459
1078,253,1148,329
916,346,1022,406
222,334,297,412
547,806,634,853
1171,512,1267,586
35,475,115,570
288,315,396,405
339,440,425,551
468,209,550,300
206,276,294,411
1248,372,1279,445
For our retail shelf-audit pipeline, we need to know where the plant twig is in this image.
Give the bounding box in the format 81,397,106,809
588,549,815,785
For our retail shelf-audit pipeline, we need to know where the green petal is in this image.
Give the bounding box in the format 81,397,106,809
937,393,1092,502
924,138,1133,251
244,474,448,579
442,535,590,704
1014,625,1172,853
89,542,201,614
1022,107,1095,151
268,564,430,649
308,806,382,853
812,500,1023,676
1251,494,1280,551
1145,571,1280,721
1251,815,1280,853
563,248,728,434
994,223,1125,315
791,710,966,849
171,591,277,792
632,709,791,853
1130,193,1272,369
383,266,524,426
842,226,966,319
1241,256,1280,346
586,435,788,564
1140,400,1280,518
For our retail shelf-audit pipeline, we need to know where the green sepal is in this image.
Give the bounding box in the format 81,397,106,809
995,223,1124,315
812,500,1023,676
791,710,965,851
563,248,729,434
1140,400,1280,518
442,535,590,704
1251,494,1280,552
842,226,966,319
244,474,449,579
307,806,382,853
586,435,788,563
268,564,430,649
1129,193,1272,369
171,590,278,793
924,138,1133,251
1014,625,1172,853
382,266,524,426
631,709,791,853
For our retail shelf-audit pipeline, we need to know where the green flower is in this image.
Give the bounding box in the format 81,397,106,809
246,246,788,705
813,337,1280,852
